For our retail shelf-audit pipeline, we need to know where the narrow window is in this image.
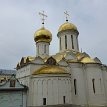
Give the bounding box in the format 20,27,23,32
71,35,74,49
65,35,67,49
76,36,79,50
74,79,77,95
43,98,46,105
38,45,39,55
100,78,102,92
63,96,66,104
92,79,95,93
44,45,46,53
10,80,16,87
60,37,61,50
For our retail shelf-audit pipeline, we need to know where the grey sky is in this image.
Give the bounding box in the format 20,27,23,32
0,0,107,69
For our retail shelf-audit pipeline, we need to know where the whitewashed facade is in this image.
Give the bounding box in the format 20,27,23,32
16,19,107,107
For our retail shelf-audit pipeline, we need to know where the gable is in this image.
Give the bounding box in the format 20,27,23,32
58,59,68,66
0,75,27,90
46,57,57,65
32,56,44,64
64,53,76,60
94,57,102,64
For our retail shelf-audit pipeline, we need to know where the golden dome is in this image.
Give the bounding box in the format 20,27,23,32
32,66,68,75
34,27,52,43
81,57,95,63
58,22,78,33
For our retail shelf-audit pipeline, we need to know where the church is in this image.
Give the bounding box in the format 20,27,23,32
15,11,107,107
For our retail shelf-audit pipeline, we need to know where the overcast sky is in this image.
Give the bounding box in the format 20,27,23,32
0,0,107,69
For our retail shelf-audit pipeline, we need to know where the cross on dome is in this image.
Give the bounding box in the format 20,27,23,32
39,11,47,27
64,11,69,22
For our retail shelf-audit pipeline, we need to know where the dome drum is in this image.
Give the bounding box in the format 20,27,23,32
57,29,79,37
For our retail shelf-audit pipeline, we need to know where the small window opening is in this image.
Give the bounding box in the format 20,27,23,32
43,98,46,105
38,45,39,55
10,80,16,87
44,45,46,53
63,96,66,104
65,35,67,49
76,36,79,50
71,35,74,49
92,79,95,94
60,37,62,50
74,79,77,95
100,78,102,92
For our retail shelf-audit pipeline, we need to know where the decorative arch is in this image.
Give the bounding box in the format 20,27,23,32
46,57,56,65
20,57,25,67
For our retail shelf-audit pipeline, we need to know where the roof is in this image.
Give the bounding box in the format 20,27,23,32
0,75,28,91
58,22,78,34
34,27,52,43
32,66,69,75
17,50,102,69
0,69,16,75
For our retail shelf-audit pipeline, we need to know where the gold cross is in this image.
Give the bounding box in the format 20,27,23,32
39,11,47,26
64,11,69,22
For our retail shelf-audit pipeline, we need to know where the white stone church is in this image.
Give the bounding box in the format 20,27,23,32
16,12,107,107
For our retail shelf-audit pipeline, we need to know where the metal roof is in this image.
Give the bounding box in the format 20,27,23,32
0,69,16,75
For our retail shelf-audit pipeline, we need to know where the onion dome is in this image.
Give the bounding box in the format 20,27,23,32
32,66,69,75
58,22,78,34
34,27,52,43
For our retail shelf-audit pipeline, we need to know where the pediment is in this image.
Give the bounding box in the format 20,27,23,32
20,57,25,65
82,52,90,57
64,53,76,60
58,59,68,66
77,52,90,60
0,75,27,90
94,57,102,64
32,56,44,64
46,57,57,65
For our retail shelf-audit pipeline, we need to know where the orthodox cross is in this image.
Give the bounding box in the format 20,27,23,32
39,11,47,26
64,11,69,22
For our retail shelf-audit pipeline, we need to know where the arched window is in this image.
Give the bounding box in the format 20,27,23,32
46,57,56,65
10,80,16,87
71,35,74,49
44,44,46,53
100,78,102,92
74,79,77,95
76,36,79,50
38,45,39,55
92,79,95,93
60,37,61,50
65,35,67,49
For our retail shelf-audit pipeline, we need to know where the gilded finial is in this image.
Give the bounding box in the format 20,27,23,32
64,11,69,22
39,11,47,27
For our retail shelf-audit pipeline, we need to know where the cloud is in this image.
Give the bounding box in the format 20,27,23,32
0,0,107,69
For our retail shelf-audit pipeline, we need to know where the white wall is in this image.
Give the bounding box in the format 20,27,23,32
16,60,107,107
85,64,107,106
69,63,87,106
31,75,72,106
102,66,107,105
36,42,49,57
58,30,79,52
